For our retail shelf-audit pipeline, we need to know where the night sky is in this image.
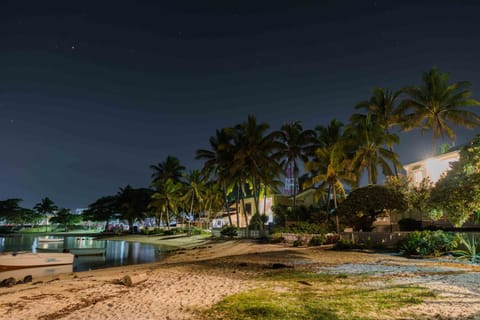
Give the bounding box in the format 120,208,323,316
1,0,480,210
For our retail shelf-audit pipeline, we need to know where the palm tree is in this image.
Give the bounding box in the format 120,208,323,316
277,121,315,208
196,128,236,226
306,119,356,233
355,87,403,175
150,156,186,185
151,179,183,229
33,197,58,232
345,113,401,185
49,208,77,232
402,68,480,154
231,115,282,229
182,169,206,229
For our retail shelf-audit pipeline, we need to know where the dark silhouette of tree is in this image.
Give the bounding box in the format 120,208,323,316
402,68,480,154
33,197,58,232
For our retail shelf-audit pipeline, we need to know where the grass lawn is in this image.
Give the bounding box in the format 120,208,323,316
204,271,435,320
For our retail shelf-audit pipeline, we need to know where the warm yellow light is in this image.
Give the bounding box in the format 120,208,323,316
424,157,452,183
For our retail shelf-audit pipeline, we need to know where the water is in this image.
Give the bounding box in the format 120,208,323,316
0,235,169,272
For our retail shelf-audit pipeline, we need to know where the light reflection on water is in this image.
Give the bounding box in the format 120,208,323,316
0,235,168,272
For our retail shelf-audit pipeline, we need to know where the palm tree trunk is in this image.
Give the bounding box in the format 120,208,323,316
293,171,297,209
367,162,373,185
236,184,240,227
326,184,332,223
240,182,250,237
333,186,339,234
223,187,233,226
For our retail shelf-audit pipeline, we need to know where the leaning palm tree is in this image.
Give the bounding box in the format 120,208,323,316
402,68,480,154
345,113,401,185
196,128,236,226
33,197,58,232
355,87,404,175
277,121,315,208
182,169,206,228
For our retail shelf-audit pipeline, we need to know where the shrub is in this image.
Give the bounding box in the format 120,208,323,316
333,239,358,250
451,234,480,263
292,238,304,247
220,226,238,239
325,233,340,244
267,232,284,244
285,222,327,235
308,235,326,246
398,230,461,256
163,229,178,236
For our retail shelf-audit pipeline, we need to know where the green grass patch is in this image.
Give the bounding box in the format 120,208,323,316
204,272,436,320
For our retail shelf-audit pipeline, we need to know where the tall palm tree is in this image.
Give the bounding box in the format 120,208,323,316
150,155,186,185
355,87,403,175
151,179,183,230
196,128,236,226
345,113,401,185
33,197,58,232
231,115,282,229
402,68,480,154
306,119,356,233
277,121,315,208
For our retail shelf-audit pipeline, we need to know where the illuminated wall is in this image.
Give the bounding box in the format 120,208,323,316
404,150,460,184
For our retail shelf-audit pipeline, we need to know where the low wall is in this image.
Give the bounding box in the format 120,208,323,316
211,228,269,239
339,231,410,248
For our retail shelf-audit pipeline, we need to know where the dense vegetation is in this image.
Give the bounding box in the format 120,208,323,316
1,68,480,234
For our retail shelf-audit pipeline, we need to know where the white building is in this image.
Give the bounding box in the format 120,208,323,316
403,150,460,184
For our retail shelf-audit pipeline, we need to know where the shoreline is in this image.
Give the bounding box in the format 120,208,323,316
1,238,480,319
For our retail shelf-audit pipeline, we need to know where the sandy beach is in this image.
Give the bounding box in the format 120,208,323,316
1,236,480,320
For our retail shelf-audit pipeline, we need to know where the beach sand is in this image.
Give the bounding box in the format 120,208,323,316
1,236,480,319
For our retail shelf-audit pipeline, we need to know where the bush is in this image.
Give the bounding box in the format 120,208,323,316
163,228,179,236
333,239,358,250
293,238,304,247
285,222,327,235
267,232,284,244
308,235,326,246
398,218,422,231
325,233,340,244
398,230,461,256
220,226,238,238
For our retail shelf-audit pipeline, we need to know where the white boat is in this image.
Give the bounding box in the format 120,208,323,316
68,247,106,256
0,264,73,282
37,237,64,243
0,252,74,271
36,247,107,257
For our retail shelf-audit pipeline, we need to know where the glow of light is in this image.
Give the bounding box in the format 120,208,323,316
424,157,452,183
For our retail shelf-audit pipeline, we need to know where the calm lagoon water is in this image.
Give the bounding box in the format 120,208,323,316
0,234,169,272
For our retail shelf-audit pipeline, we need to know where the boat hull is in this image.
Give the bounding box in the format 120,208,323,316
36,247,106,257
0,252,74,271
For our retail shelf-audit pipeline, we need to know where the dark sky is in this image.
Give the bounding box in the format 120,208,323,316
1,0,480,210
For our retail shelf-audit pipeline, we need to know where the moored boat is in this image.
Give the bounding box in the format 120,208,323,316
67,247,106,257
36,247,107,257
37,237,64,243
0,252,74,271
